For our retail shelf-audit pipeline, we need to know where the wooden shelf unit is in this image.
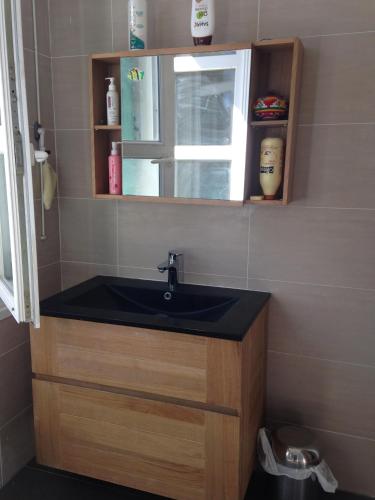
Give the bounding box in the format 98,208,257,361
89,53,121,196
89,39,303,206
245,37,303,205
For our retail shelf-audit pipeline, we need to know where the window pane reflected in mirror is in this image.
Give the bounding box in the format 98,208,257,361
122,158,231,200
121,56,160,142
122,158,159,196
175,161,231,199
175,69,235,146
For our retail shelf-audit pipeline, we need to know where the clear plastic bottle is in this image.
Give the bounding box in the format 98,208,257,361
128,0,148,50
191,0,215,45
105,77,119,125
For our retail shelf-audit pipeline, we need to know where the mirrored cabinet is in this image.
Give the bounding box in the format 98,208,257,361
90,39,303,206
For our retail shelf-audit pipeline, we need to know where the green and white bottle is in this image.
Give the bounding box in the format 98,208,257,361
128,0,147,50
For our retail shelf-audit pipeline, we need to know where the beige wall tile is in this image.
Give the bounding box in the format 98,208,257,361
112,0,129,51
314,428,375,497
49,0,112,56
0,343,32,428
267,351,375,440
117,202,250,277
56,130,91,198
0,317,28,357
0,407,35,485
52,56,89,129
293,124,375,208
60,198,117,265
148,0,192,49
21,0,34,51
248,278,375,367
38,263,61,300
299,33,375,124
249,206,375,289
118,266,167,282
185,273,247,289
61,261,117,290
259,0,375,38
38,55,54,129
21,0,50,54
35,0,50,56
214,0,258,44
118,265,247,290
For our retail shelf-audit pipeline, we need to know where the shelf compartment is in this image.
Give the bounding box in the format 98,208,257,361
245,38,303,205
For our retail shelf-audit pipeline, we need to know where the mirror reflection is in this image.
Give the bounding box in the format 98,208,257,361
120,49,251,201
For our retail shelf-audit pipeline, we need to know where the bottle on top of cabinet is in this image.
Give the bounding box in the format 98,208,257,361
128,0,148,49
191,0,215,45
105,77,119,126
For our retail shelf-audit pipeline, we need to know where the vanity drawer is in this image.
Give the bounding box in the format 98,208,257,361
30,316,244,411
33,380,241,500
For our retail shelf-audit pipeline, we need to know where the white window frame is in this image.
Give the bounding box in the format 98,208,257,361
173,50,251,200
0,0,39,326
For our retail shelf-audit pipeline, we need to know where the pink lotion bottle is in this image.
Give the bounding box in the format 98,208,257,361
108,142,122,195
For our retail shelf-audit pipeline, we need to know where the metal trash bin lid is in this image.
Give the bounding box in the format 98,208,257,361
271,426,320,469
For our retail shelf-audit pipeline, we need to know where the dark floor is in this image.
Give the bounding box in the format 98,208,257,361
0,461,369,500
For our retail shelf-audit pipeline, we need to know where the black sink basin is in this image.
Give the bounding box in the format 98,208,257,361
67,283,238,322
40,276,271,341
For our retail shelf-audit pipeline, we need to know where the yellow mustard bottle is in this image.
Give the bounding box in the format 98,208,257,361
259,137,284,200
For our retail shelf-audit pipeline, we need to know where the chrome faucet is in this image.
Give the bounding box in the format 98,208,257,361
157,251,183,292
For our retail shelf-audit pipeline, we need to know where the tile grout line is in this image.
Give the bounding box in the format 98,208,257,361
300,29,375,40
110,0,114,52
0,405,33,434
247,276,375,293
0,340,29,361
268,349,375,371
256,0,261,40
47,0,63,291
58,261,375,293
45,29,375,61
59,260,247,280
50,54,89,59
299,122,375,127
23,46,50,59
54,128,91,132
38,260,60,271
267,417,375,444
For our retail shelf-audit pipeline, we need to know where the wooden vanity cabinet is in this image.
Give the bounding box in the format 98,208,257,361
30,306,267,500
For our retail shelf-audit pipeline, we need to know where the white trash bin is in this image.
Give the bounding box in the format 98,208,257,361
258,426,338,500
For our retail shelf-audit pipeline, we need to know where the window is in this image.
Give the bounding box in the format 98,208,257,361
0,0,39,326
120,49,251,201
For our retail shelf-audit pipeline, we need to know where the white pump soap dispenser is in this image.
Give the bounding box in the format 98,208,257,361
105,77,119,126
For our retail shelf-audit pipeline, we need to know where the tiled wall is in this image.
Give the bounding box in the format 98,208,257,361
22,0,61,298
47,0,375,496
0,0,62,486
